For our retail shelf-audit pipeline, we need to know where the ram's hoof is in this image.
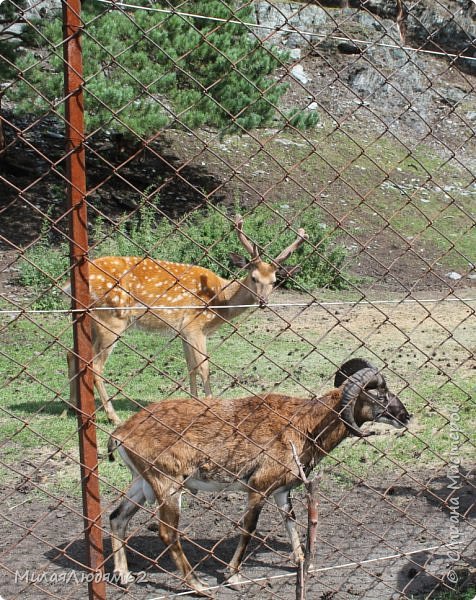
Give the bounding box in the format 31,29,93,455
187,575,211,597
226,572,247,590
114,570,135,586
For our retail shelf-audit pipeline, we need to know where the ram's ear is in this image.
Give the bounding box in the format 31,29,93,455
334,358,375,389
229,252,249,268
277,265,301,280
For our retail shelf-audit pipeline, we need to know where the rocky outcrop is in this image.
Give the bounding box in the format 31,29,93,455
254,1,476,133
356,0,476,68
22,0,61,19
0,0,61,42
255,1,476,73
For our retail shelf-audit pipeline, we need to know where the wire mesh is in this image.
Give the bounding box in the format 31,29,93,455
0,0,475,599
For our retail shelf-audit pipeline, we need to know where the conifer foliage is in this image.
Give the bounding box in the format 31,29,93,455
9,0,289,135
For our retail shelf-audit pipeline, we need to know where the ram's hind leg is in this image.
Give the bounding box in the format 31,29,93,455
274,489,304,564
155,483,208,594
110,477,147,585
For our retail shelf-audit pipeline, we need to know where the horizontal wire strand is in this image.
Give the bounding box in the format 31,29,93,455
146,541,467,599
0,296,475,315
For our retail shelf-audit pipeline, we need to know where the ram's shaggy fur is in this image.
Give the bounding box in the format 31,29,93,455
108,361,410,593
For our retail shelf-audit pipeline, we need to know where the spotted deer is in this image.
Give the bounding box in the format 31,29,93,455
65,216,308,424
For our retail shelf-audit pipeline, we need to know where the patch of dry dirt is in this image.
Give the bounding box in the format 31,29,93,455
0,466,474,600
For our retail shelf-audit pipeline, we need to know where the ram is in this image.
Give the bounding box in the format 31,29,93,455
108,358,410,593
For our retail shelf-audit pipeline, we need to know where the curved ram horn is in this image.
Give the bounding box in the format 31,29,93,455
340,367,386,437
334,358,375,389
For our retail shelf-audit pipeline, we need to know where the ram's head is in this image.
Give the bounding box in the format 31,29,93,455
335,358,411,437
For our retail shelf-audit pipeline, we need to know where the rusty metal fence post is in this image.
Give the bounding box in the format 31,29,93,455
63,1,106,598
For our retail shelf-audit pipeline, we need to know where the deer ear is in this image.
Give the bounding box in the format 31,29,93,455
229,252,248,268
277,265,301,280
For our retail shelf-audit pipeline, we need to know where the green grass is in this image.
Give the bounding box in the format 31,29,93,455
264,128,476,272
418,587,476,600
1,306,474,500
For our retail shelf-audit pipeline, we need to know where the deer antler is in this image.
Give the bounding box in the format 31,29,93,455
235,214,259,259
274,227,308,264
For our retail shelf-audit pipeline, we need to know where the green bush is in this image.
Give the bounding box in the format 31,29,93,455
17,220,69,310
18,203,347,309
91,202,346,290
152,204,346,291
286,108,320,130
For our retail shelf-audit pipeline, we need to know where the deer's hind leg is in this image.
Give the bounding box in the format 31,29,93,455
68,312,127,425
91,316,126,425
181,331,211,398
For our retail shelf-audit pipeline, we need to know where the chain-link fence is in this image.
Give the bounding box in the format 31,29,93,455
0,1,475,599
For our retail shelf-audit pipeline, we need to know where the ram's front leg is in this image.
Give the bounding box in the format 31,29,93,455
226,491,265,589
274,488,304,565
153,482,209,595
